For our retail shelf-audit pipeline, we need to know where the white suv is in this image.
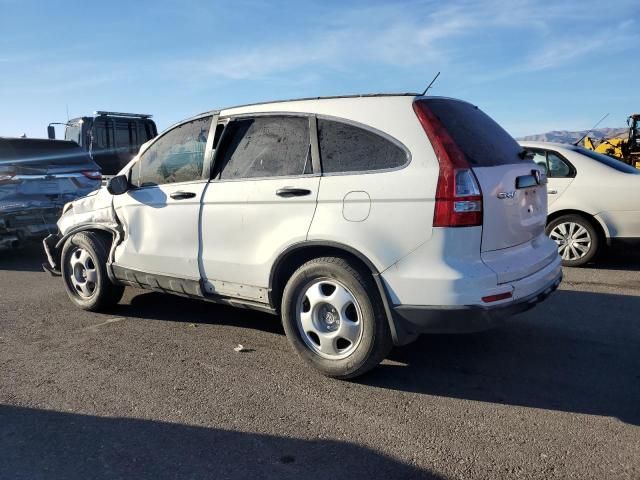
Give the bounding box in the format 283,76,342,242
44,94,562,378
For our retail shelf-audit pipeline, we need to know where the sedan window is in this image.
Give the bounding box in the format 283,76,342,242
547,152,572,178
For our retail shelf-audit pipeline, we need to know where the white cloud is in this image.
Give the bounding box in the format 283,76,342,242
179,0,638,84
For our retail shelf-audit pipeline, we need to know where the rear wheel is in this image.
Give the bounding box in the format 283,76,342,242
281,256,392,379
546,214,599,267
61,232,124,311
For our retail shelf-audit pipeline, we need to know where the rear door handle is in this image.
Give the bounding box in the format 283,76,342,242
170,191,197,200
276,187,312,198
548,190,558,195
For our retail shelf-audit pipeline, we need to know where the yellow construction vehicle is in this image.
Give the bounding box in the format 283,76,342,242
584,114,640,168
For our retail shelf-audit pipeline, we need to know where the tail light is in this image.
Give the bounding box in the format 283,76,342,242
81,170,102,181
413,101,483,227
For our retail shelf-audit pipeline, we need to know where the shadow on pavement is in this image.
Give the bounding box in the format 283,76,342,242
0,405,437,480
591,246,640,271
0,244,47,272
363,289,640,426
115,291,285,336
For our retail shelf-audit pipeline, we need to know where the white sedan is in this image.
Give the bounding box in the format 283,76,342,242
520,141,640,266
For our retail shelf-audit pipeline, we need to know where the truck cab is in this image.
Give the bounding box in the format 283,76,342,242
49,112,158,176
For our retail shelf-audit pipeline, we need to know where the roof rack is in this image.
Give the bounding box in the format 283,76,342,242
94,111,153,119
193,92,423,119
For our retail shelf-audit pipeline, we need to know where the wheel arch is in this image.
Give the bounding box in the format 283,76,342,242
547,209,609,243
55,224,121,284
55,224,119,249
268,241,409,346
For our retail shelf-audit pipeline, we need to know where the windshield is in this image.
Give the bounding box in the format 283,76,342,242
574,147,640,174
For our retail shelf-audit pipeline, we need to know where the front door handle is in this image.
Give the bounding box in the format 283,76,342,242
548,189,558,195
170,191,197,200
276,187,312,198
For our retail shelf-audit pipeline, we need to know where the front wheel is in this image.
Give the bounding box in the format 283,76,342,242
61,232,125,311
281,256,392,379
547,214,599,267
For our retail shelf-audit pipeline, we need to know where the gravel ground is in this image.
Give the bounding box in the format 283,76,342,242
1,245,639,479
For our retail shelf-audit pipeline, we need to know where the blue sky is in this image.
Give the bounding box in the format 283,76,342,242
1,0,638,139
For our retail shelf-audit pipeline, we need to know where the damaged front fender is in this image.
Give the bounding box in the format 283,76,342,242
42,187,122,277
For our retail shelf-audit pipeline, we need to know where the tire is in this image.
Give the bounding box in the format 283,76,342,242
281,256,392,379
61,231,125,311
546,214,599,267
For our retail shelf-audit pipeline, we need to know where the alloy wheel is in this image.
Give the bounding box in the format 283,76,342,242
550,222,592,262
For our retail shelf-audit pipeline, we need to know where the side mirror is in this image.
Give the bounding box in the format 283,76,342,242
106,174,130,195
47,125,56,139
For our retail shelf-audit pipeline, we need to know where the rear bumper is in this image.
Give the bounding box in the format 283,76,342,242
0,206,61,249
391,260,563,334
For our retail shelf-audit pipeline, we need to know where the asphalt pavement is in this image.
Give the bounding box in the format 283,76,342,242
1,245,639,479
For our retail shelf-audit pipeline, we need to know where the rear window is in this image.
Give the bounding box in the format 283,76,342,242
573,147,640,174
0,139,92,166
421,98,523,166
318,119,408,173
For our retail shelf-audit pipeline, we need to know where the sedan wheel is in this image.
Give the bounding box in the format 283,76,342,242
546,214,599,267
550,222,592,262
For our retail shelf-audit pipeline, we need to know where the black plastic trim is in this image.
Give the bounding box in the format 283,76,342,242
393,273,562,334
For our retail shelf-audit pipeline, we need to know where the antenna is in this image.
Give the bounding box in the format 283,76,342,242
574,113,609,146
66,104,70,122
421,71,441,96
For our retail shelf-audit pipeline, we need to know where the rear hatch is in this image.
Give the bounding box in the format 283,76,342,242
418,98,556,283
0,138,101,200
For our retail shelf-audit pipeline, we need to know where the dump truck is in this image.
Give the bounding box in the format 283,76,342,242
48,111,158,176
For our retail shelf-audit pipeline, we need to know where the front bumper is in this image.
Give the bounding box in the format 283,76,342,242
392,271,562,335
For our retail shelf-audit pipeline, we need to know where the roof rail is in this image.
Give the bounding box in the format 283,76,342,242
94,111,153,119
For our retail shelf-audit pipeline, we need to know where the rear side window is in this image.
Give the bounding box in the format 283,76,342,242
421,99,523,166
318,119,407,173
136,116,212,187
217,116,310,180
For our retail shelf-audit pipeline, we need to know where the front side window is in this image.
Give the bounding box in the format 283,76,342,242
317,119,408,174
217,116,310,180
64,123,82,145
529,150,548,174
136,116,212,187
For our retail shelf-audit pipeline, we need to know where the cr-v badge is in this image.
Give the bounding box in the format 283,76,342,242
497,191,516,199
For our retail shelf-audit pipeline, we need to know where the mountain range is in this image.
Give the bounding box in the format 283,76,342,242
517,127,628,144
